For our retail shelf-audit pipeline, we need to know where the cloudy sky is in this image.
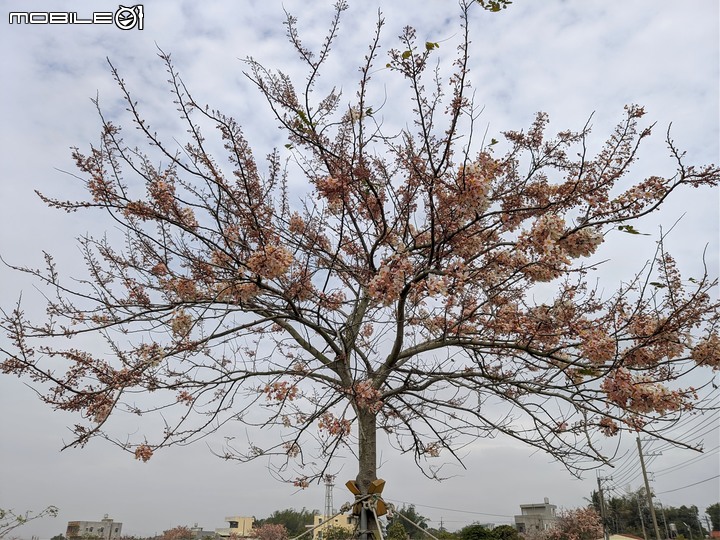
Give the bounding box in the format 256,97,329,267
1,0,718,537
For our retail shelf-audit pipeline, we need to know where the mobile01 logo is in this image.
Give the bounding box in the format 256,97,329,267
9,5,144,30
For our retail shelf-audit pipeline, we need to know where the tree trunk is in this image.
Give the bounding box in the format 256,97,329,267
356,408,378,540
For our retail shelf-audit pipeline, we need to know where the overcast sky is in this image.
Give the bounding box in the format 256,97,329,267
1,1,718,538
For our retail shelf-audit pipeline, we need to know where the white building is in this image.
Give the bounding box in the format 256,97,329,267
514,498,557,534
66,515,122,540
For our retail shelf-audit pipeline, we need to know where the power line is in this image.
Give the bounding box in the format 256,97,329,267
385,499,514,518
654,444,720,477
655,474,720,495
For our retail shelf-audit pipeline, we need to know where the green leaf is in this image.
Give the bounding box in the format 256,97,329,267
402,50,412,60
490,138,499,145
365,107,373,116
284,144,293,150
649,282,667,288
425,42,439,51
618,225,650,236
296,110,312,127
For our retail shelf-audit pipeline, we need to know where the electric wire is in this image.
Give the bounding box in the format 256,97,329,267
655,474,720,495
653,444,720,477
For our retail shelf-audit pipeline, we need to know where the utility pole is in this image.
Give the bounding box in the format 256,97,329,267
597,474,610,540
637,437,663,540
638,495,648,540
657,501,670,539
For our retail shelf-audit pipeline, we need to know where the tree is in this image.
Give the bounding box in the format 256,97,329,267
251,524,288,540
543,507,603,540
0,507,59,539
457,524,519,540
257,509,315,538
664,505,706,538
425,529,458,540
2,2,719,539
457,524,493,540
387,506,428,540
160,527,194,540
489,526,519,540
386,522,409,540
707,503,720,531
322,525,353,540
51,535,66,540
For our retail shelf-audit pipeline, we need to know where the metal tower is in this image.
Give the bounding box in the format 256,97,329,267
324,474,335,518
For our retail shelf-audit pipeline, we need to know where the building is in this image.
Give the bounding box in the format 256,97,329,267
514,498,557,534
312,514,355,540
215,517,254,538
189,524,218,540
66,515,122,540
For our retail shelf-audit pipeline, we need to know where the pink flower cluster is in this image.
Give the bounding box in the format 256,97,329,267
318,412,352,436
367,255,414,305
148,177,176,214
283,441,301,458
352,380,383,413
578,326,616,364
314,176,346,211
176,390,194,406
170,309,193,338
134,443,154,462
263,381,299,402
602,368,685,417
247,245,293,279
560,227,604,258
691,333,720,369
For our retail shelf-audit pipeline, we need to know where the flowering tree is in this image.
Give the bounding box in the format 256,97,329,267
160,527,195,540
251,524,289,540
1,2,719,537
542,507,603,540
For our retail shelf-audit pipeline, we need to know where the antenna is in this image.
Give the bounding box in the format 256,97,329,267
324,474,336,519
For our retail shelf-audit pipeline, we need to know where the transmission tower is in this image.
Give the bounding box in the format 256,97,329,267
324,474,336,519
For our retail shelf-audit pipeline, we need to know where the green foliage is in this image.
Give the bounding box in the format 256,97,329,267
387,505,428,540
455,524,518,540
664,505,706,537
425,529,458,540
458,524,493,540
322,525,352,540
589,488,711,537
51,535,66,540
707,502,720,531
488,525,520,540
256,509,317,538
386,521,409,540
